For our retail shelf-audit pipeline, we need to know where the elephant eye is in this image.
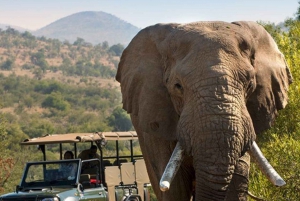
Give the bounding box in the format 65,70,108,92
174,83,183,90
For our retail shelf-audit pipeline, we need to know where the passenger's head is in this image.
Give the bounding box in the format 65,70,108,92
90,145,97,154
64,151,74,159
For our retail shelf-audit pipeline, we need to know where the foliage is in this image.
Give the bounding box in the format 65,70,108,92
42,92,70,111
62,60,116,77
0,74,125,135
297,1,300,21
249,135,300,200
0,115,33,193
31,49,49,71
0,58,14,70
0,27,121,79
109,44,125,56
0,158,15,193
0,115,9,193
107,106,133,131
73,37,86,46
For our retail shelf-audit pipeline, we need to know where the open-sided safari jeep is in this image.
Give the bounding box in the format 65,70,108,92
0,132,151,201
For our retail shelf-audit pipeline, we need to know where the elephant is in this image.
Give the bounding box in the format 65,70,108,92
116,21,292,201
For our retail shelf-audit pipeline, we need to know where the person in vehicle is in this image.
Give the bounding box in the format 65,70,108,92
63,150,74,159
78,145,100,160
78,145,100,171
59,151,77,179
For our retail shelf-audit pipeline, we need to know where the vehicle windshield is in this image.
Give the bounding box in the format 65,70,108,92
20,159,80,189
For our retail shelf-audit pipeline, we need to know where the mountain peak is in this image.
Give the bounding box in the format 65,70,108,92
33,11,140,45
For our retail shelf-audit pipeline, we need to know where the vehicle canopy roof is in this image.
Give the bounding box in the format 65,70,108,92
20,131,138,145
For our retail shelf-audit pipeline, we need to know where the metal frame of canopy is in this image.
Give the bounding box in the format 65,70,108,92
20,131,142,166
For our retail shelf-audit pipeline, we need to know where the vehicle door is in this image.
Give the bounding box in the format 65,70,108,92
79,159,107,201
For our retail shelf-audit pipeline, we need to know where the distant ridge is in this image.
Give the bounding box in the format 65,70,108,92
33,11,141,45
0,24,29,32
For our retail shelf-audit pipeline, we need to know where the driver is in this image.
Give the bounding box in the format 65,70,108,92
59,151,77,179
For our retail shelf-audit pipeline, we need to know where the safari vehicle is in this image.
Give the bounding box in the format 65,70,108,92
0,132,151,201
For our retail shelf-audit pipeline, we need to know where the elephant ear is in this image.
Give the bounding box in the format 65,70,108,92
233,21,293,134
116,24,179,140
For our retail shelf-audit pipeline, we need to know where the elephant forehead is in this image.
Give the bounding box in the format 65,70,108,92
170,55,246,87
161,26,252,73
163,22,250,50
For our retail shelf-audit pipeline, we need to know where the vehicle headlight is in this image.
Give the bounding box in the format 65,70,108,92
41,197,60,201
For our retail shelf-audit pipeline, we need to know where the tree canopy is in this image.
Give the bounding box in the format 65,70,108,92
297,1,300,21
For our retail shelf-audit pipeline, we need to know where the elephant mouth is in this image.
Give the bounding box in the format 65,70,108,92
159,141,285,192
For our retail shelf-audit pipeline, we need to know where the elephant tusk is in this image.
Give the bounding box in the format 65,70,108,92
159,142,184,192
250,141,286,187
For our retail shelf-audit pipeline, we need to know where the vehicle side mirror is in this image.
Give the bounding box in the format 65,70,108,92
77,183,84,194
15,185,20,193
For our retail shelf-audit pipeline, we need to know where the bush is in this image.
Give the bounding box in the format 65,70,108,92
249,135,300,200
107,106,133,131
41,92,70,111
0,58,14,70
109,43,124,56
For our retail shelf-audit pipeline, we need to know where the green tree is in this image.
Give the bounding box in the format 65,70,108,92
0,58,14,70
21,118,55,138
23,95,34,108
31,50,49,71
107,106,133,131
21,31,35,40
109,43,124,56
102,41,109,50
296,1,300,21
73,37,85,46
0,115,15,193
4,27,19,36
33,68,44,80
34,80,63,94
41,92,70,111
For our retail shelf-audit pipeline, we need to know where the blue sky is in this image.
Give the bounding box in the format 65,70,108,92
0,0,298,30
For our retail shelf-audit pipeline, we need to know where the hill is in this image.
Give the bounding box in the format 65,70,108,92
0,27,133,135
0,27,135,194
33,11,141,46
0,26,122,86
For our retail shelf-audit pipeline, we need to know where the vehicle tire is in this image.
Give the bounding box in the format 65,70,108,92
126,198,138,201
123,195,141,201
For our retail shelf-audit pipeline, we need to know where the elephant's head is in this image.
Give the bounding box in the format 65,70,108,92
116,21,292,200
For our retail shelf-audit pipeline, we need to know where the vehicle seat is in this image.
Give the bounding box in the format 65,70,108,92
120,162,135,185
82,167,97,175
105,166,121,201
135,159,150,201
80,174,92,189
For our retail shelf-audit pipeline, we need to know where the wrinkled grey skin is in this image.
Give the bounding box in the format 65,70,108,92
116,21,292,201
